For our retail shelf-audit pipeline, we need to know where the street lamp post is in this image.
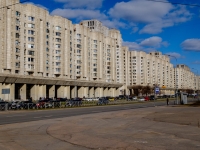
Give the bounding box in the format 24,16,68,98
168,55,178,104
192,68,199,101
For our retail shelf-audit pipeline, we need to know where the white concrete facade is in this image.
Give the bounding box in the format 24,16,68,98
0,0,199,101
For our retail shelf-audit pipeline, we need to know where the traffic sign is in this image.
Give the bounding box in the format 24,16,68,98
155,87,160,94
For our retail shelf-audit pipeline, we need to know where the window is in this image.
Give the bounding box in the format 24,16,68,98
56,62,61,66
16,33,20,38
15,40,19,46
28,23,35,28
77,34,81,38
55,26,61,31
28,30,35,35
28,16,35,21
16,19,20,25
55,38,61,42
77,49,81,53
16,26,20,31
28,37,34,42
46,29,49,33
28,58,34,62
77,44,81,48
55,44,61,48
16,11,20,17
56,68,61,72
56,32,61,36
28,50,34,56
28,44,34,48
56,50,61,54
56,56,61,60
16,48,20,53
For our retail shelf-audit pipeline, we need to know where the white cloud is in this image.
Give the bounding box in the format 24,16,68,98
54,0,103,9
51,9,107,21
181,39,200,51
123,41,142,50
140,36,162,47
109,0,173,23
165,52,182,58
108,0,192,34
123,36,168,51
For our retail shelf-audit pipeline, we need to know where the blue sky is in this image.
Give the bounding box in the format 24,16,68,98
24,0,200,74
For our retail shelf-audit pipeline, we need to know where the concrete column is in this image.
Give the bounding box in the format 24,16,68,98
89,87,94,97
78,86,84,98
49,85,55,99
95,87,101,97
30,85,37,101
63,86,70,99
57,86,63,98
71,86,77,98
99,88,103,97
37,85,46,99
9,84,14,101
83,87,89,98
20,84,26,100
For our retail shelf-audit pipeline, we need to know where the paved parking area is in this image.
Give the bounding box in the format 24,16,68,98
0,106,200,150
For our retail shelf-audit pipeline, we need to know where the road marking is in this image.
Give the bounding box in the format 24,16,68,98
33,115,53,119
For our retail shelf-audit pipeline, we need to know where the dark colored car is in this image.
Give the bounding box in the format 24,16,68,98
149,95,155,100
66,98,82,107
0,101,12,110
20,101,36,109
97,97,109,105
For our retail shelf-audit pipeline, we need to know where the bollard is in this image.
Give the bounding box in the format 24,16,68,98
28,103,29,110
60,102,61,108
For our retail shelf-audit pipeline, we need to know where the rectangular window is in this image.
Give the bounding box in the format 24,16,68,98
28,44,34,48
55,32,61,36
28,30,35,35
55,26,61,31
28,23,35,28
55,44,61,48
28,37,34,42
28,16,35,21
28,50,34,56
16,11,20,17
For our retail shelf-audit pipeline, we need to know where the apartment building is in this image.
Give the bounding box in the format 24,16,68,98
0,0,123,100
127,51,175,95
0,0,199,101
176,65,196,90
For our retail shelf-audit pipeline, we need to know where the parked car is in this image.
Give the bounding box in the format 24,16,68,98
138,97,145,101
0,101,11,110
149,95,155,100
11,101,23,110
97,97,109,105
108,97,115,101
66,98,82,107
132,96,137,100
118,95,125,100
144,96,150,101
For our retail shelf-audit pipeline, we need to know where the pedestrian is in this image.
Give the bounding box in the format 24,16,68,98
167,98,169,105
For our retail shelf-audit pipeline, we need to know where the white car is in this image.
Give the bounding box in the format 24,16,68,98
83,97,93,101
132,96,137,100
138,97,145,101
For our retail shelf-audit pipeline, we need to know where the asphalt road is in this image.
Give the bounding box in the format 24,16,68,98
0,99,195,125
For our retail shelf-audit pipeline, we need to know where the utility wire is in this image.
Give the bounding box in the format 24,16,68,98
0,0,30,9
146,0,200,8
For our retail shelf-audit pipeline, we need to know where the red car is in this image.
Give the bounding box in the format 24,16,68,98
144,96,149,101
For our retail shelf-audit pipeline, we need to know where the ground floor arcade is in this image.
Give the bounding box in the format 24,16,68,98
0,75,123,101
